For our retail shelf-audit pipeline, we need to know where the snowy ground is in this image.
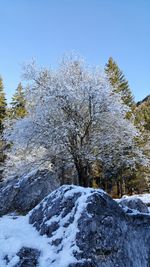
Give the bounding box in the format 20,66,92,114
0,212,82,267
0,214,54,267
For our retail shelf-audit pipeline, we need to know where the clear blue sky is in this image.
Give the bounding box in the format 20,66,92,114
0,0,150,103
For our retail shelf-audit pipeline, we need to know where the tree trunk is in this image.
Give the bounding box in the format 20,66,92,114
74,158,89,187
117,180,120,197
77,166,89,187
120,178,123,197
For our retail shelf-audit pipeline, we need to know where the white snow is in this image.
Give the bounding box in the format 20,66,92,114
0,215,53,267
0,213,79,267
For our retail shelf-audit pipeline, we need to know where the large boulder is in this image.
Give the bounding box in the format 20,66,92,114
117,197,149,214
0,169,59,216
29,185,150,267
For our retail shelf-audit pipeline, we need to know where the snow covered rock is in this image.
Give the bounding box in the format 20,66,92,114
29,185,150,267
15,247,40,267
117,193,150,211
117,197,149,214
1,185,150,267
0,169,59,216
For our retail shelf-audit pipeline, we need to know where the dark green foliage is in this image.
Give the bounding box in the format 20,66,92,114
0,77,7,134
0,76,7,181
135,95,150,131
105,57,134,107
10,82,26,119
104,58,149,196
134,96,150,190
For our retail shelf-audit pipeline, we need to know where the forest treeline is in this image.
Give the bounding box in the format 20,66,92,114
0,57,150,197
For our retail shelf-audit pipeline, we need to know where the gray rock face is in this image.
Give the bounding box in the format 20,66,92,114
29,185,150,267
118,197,149,214
0,170,59,216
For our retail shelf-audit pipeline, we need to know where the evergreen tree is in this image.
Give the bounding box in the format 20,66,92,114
0,77,7,133
10,82,26,119
135,95,150,131
105,58,149,195
134,95,150,190
105,57,134,107
0,76,7,181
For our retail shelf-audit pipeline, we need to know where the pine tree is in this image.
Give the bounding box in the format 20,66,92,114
10,82,26,119
0,76,7,181
134,95,150,190
0,77,7,133
105,57,134,107
105,58,149,195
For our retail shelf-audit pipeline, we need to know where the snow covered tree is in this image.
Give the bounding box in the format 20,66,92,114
4,57,148,187
105,57,134,108
9,82,26,119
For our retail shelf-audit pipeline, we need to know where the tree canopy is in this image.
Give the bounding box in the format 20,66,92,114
4,58,147,187
105,57,134,108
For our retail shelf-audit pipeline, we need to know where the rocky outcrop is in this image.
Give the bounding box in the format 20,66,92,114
15,248,40,267
29,185,150,267
0,169,59,216
1,184,150,266
117,197,149,214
